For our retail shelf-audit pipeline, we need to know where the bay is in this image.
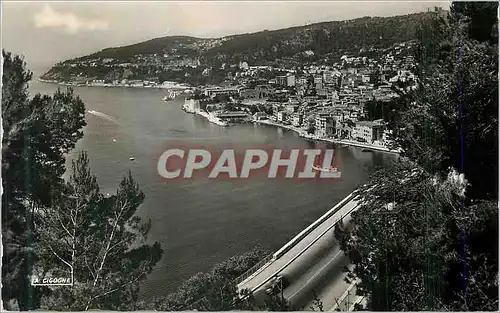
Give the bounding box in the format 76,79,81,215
29,78,396,299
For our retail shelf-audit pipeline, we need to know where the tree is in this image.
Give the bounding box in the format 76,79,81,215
2,50,86,310
450,2,498,44
336,2,498,311
143,247,290,311
2,51,162,311
309,291,324,311
307,122,316,135
389,2,498,200
35,152,163,310
337,165,498,311
248,105,259,115
363,98,400,123
337,166,449,310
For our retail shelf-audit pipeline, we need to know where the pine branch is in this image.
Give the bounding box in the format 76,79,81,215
92,199,129,288
84,265,149,310
48,245,72,269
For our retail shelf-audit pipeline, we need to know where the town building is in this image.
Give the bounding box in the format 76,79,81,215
291,113,303,127
202,68,212,76
296,77,308,87
315,113,336,138
184,98,201,111
277,111,288,123
323,71,334,84
335,120,354,139
204,87,240,98
253,112,268,121
239,61,249,70
276,75,288,86
215,111,249,123
255,84,274,98
352,121,384,143
314,76,323,90
285,104,299,113
240,88,259,99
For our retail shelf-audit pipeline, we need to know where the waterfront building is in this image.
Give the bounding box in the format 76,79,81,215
215,111,249,123
315,113,336,138
291,113,303,127
272,103,283,118
352,121,384,143
184,98,201,112
277,111,288,123
253,112,268,120
336,120,354,139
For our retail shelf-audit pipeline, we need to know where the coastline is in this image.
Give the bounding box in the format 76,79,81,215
38,78,191,90
40,78,399,154
181,105,228,127
253,119,401,154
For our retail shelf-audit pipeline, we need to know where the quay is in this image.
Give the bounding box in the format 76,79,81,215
253,119,401,154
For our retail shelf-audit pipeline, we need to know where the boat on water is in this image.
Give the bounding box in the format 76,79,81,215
312,165,342,177
129,157,135,161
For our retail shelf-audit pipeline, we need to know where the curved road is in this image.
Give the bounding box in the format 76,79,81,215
238,197,358,310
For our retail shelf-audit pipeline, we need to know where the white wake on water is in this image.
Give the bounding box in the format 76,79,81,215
87,109,227,141
87,110,119,124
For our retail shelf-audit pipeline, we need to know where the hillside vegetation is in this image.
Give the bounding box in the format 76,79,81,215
52,11,436,67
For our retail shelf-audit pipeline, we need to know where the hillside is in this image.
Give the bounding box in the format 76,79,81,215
201,13,432,63
91,12,432,62
41,11,440,84
81,36,224,60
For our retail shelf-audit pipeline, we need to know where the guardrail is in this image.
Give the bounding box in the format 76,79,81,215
244,201,360,299
273,191,357,259
235,191,358,289
193,184,385,310
233,253,274,285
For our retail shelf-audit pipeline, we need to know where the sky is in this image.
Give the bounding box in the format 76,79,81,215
1,1,450,71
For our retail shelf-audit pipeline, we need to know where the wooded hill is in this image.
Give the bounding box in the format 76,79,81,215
61,10,440,65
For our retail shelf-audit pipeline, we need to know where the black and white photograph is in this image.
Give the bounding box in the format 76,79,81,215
1,0,498,311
